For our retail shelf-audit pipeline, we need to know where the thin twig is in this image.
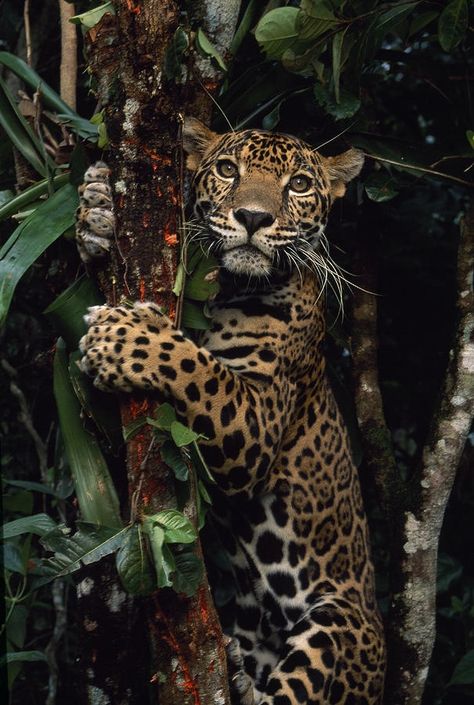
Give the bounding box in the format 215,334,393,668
23,0,32,67
1,358,48,482
45,581,68,705
58,1,77,110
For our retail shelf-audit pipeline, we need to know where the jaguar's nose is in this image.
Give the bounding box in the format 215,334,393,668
234,208,275,236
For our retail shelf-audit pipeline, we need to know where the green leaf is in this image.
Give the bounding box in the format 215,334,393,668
164,26,189,80
190,441,216,485
170,421,199,448
3,489,34,515
438,0,468,52
467,130,474,150
0,183,78,328
172,262,185,296
39,524,128,581
116,525,156,595
161,441,189,481
449,649,474,685
364,172,399,202
44,275,103,350
70,2,115,29
0,75,54,177
408,10,438,36
230,0,260,55
314,84,360,120
0,174,69,222
54,339,122,528
437,553,463,593
184,255,220,302
172,546,204,596
151,402,177,431
182,300,212,330
147,510,197,544
6,605,28,649
0,52,91,128
142,521,173,588
255,8,300,60
0,651,47,666
196,28,227,72
68,351,122,452
123,417,147,442
2,513,57,539
3,544,26,575
3,479,59,497
300,0,337,20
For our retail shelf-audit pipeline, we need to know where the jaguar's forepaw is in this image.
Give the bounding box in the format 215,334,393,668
76,161,114,263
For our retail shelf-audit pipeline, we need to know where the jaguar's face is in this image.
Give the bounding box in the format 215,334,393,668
183,118,364,279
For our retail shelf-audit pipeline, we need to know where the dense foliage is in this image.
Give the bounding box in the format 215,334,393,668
1,1,473,704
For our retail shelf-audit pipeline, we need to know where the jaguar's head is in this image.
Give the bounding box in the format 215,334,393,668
183,117,363,280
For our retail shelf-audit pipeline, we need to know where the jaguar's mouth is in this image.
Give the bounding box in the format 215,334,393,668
221,244,273,278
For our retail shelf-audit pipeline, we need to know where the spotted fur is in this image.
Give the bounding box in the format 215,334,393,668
77,118,385,704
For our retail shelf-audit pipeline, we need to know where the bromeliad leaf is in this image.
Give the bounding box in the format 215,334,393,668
0,651,47,666
54,339,122,528
161,441,189,481
116,525,156,595
0,183,78,328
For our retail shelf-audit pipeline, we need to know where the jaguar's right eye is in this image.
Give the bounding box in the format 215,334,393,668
216,160,238,179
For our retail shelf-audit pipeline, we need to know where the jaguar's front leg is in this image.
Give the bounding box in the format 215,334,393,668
79,302,284,495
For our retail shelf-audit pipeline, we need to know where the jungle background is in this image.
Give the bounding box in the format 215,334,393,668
0,1,473,704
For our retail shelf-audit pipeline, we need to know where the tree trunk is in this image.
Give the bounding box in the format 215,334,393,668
352,206,474,704
77,1,240,703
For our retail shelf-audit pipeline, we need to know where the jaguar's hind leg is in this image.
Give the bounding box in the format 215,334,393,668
259,600,385,705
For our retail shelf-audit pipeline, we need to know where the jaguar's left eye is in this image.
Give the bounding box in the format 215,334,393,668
289,174,311,193
216,160,238,179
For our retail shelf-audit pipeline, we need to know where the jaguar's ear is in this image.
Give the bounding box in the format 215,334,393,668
323,148,364,199
182,117,219,171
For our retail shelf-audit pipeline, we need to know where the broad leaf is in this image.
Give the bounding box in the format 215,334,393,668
255,8,300,60
449,649,474,685
172,546,204,596
39,524,128,581
170,421,199,448
0,183,78,328
161,441,189,481
147,510,197,544
196,28,227,71
116,525,156,595
314,84,360,120
70,2,115,29
3,544,26,575
2,513,57,539
438,0,468,52
150,402,177,431
364,172,399,202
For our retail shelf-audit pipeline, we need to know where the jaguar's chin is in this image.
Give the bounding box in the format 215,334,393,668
221,245,273,278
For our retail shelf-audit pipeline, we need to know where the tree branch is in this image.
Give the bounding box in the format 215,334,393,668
58,1,77,110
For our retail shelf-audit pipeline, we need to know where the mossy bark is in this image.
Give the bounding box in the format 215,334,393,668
77,1,240,703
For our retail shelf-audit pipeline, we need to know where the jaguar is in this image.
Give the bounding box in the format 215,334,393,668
77,117,386,704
